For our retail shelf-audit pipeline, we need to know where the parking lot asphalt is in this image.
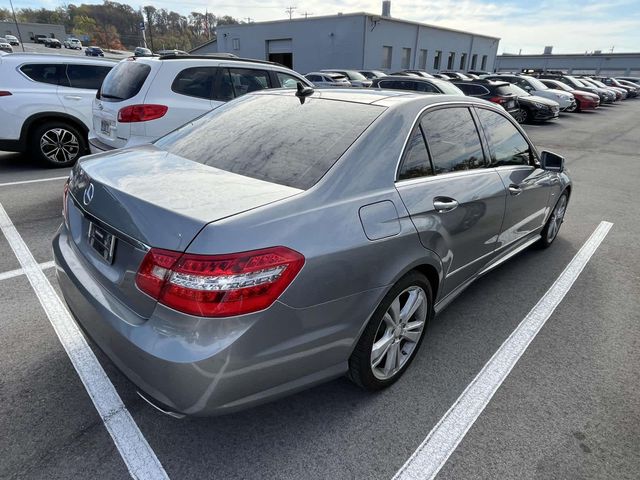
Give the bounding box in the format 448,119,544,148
1,102,639,479
12,42,131,61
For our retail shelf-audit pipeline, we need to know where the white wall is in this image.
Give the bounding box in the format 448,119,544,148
495,54,640,76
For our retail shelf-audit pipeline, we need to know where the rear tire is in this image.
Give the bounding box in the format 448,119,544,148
537,192,569,248
30,121,87,168
348,271,433,390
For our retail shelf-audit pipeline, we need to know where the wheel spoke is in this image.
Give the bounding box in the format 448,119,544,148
400,289,424,323
401,330,421,343
388,297,401,325
371,335,394,368
382,312,395,330
382,342,399,377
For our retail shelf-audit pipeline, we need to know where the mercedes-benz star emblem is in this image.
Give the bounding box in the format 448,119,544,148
83,183,95,206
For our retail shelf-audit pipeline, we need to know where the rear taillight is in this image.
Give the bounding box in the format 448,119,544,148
488,96,506,104
136,246,305,317
118,104,168,123
0,91,12,97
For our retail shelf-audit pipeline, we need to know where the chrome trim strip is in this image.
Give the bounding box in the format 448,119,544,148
477,234,541,276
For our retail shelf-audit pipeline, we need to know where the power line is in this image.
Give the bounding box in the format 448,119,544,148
300,11,313,19
285,6,296,20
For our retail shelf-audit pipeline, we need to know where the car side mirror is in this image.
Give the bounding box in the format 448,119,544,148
540,150,564,172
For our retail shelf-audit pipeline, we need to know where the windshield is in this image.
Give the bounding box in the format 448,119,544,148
527,77,548,90
545,80,572,92
590,79,607,88
154,94,385,190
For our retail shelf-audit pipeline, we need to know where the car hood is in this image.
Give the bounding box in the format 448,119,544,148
520,95,559,107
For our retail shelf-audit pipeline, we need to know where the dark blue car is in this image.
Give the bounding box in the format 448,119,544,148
85,46,104,57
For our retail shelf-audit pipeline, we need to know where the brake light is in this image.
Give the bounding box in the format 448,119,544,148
489,96,506,104
0,91,12,97
136,246,305,317
118,104,168,123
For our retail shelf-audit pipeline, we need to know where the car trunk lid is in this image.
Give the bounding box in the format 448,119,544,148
66,145,302,318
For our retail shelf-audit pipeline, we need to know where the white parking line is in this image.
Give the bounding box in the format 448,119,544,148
0,260,55,282
393,221,613,480
0,203,169,480
0,176,68,188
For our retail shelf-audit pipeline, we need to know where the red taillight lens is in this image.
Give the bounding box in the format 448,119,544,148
136,247,305,317
488,96,506,104
117,104,168,123
0,91,12,97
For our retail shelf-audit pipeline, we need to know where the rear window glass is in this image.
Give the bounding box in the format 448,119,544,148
154,94,384,190
20,64,62,85
100,61,151,101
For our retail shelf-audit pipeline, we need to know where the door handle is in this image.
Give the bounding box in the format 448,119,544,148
433,197,459,213
508,185,522,196
64,95,82,100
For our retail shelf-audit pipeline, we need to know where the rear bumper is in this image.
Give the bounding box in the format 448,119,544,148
53,226,382,416
88,135,116,154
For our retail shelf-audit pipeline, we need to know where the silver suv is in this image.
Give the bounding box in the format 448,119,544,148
89,55,313,153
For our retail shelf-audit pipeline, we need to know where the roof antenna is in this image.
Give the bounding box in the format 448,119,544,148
295,81,314,103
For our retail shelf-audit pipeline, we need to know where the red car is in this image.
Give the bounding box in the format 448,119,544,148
539,78,600,111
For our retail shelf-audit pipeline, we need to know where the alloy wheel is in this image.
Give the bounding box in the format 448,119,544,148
40,128,80,164
370,286,428,380
546,194,568,242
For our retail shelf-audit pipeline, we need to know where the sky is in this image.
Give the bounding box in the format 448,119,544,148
11,0,640,54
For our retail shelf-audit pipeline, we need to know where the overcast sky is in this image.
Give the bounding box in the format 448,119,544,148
13,0,640,54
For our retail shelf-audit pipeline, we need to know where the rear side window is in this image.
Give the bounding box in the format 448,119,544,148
20,64,62,85
155,95,384,190
456,83,489,96
66,64,112,89
476,108,532,167
100,61,151,101
398,126,432,180
172,67,216,99
421,108,485,174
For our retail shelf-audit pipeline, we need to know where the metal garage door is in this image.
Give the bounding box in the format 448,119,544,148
267,39,292,54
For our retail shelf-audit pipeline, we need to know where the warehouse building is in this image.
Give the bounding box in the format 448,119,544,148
192,3,499,74
495,51,640,76
0,21,66,43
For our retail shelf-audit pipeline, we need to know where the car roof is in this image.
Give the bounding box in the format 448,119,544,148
375,75,443,83
452,79,510,86
251,87,487,110
131,55,301,74
0,53,116,65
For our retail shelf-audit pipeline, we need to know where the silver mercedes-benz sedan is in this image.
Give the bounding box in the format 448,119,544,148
54,88,571,416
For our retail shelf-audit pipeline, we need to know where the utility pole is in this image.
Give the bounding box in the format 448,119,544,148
8,0,25,52
300,11,313,19
205,9,211,40
285,6,296,20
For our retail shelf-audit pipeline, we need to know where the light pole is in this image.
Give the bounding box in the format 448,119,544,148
8,0,26,52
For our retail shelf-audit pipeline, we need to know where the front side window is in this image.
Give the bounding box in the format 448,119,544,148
228,68,271,97
382,46,393,69
20,63,62,85
398,126,432,180
276,72,301,89
476,108,532,167
171,67,217,99
421,107,485,174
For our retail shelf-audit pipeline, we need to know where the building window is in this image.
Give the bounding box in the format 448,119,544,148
382,46,393,69
447,52,455,70
433,50,442,70
481,55,488,70
419,49,428,70
459,53,467,70
471,54,477,70
401,48,411,69
232,38,240,50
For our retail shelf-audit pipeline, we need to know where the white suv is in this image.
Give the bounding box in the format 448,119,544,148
483,74,577,111
89,55,313,153
0,53,113,166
